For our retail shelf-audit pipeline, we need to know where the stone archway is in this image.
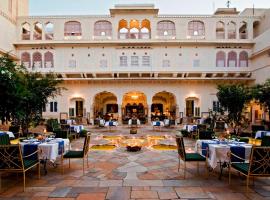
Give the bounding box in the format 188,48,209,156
93,91,118,121
151,91,177,121
122,91,148,124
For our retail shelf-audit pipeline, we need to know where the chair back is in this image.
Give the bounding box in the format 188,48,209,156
131,119,138,125
175,136,186,161
55,130,68,139
249,146,270,176
261,136,270,146
199,131,213,140
82,133,91,156
197,124,207,132
0,133,10,145
251,125,265,132
0,144,23,170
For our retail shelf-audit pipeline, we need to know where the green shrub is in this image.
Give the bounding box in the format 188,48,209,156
46,118,60,132
79,129,88,137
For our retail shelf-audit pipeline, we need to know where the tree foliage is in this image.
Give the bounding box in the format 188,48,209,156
216,84,252,132
0,55,62,133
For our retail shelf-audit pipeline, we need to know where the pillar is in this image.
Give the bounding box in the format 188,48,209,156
147,105,151,124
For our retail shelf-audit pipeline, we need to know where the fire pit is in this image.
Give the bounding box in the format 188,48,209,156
122,138,146,152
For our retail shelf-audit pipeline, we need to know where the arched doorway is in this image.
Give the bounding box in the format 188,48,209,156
69,97,85,118
122,91,147,124
151,91,177,121
185,97,200,117
93,92,118,121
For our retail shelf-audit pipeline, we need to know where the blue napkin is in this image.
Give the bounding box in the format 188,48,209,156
109,121,114,126
230,146,245,162
156,121,160,126
201,142,209,157
23,144,38,160
57,140,64,155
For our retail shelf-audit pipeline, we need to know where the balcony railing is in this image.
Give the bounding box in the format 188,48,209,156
240,33,248,39
118,32,151,39
45,33,54,40
33,33,42,40
228,32,236,39
216,32,225,39
22,33,30,40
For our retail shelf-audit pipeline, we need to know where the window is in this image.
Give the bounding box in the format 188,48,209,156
188,21,205,37
69,59,76,68
118,19,128,39
21,52,31,68
195,107,200,117
64,21,82,36
227,51,237,67
216,51,226,67
239,51,248,67
142,56,150,66
21,22,30,40
193,59,200,67
33,22,42,40
216,21,225,39
162,60,170,67
213,101,221,112
120,56,128,66
44,52,54,68
141,19,151,39
157,20,176,37
45,22,54,40
94,20,112,37
131,56,139,66
100,59,107,68
32,52,42,68
50,102,57,112
239,21,248,39
42,103,46,112
228,21,236,39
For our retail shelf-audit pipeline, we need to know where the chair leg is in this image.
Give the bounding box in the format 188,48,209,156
87,153,89,168
69,159,71,168
23,172,26,192
38,163,40,179
184,162,186,179
83,158,85,175
228,165,231,185
178,158,181,172
246,176,249,192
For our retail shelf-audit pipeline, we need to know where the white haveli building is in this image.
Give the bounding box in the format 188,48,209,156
1,1,270,124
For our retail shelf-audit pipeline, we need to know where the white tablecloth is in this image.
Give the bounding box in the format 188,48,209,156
66,119,75,125
105,121,118,126
21,138,70,161
183,124,197,132
0,131,15,138
255,131,270,139
152,121,164,126
128,119,140,125
70,125,84,133
195,140,252,169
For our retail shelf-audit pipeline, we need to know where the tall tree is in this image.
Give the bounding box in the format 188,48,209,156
216,84,251,134
252,79,270,121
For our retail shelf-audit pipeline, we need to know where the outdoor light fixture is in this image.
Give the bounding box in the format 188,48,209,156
131,95,138,100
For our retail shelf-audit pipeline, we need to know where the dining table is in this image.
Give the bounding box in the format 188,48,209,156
20,138,70,174
183,124,197,132
0,131,15,139
255,131,270,139
195,139,252,179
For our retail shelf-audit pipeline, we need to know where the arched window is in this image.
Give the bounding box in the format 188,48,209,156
64,21,82,36
33,22,42,40
216,51,226,67
44,52,54,68
239,51,248,67
118,19,128,39
21,22,30,40
129,19,140,39
141,19,151,39
157,20,176,37
188,21,205,37
32,52,42,68
45,22,54,40
239,21,248,39
94,20,112,37
227,51,237,67
228,21,236,39
21,52,31,68
216,21,225,39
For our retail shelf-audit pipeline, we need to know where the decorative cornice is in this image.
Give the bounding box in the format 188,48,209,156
0,10,16,25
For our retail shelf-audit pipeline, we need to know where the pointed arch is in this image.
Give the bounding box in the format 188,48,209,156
32,52,42,68
45,22,54,40
21,52,31,68
44,51,54,68
216,51,226,67
21,22,30,40
216,21,225,39
239,51,248,67
227,51,237,67
64,21,82,36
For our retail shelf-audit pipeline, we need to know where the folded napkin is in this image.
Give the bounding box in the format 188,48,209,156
230,146,245,162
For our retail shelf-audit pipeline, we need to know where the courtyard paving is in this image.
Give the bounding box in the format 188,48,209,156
0,125,269,200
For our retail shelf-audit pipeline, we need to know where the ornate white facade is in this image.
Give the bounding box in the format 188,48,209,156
1,2,270,124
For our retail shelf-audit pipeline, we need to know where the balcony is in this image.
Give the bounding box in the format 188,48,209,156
21,33,30,40
240,33,248,39
216,32,225,39
118,32,151,39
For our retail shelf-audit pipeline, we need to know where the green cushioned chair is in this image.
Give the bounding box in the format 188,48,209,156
62,133,91,175
176,136,208,179
0,144,40,191
0,134,10,145
261,136,270,146
229,146,270,191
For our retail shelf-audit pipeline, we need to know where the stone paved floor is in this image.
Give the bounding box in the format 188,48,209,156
0,125,269,200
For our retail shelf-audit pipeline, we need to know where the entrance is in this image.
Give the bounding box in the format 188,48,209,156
76,100,83,117
186,100,194,117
